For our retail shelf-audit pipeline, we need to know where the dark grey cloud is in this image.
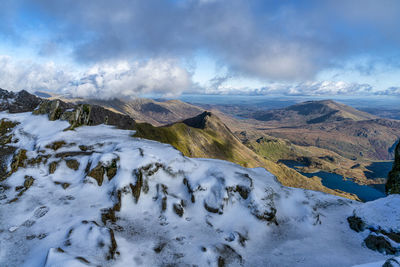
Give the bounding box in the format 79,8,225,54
1,0,400,89
12,0,396,82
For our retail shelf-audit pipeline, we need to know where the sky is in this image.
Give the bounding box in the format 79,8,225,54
1,0,400,99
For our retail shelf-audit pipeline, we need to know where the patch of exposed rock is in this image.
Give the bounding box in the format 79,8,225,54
387,141,400,194
34,99,136,130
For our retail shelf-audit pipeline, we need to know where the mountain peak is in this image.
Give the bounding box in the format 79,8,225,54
252,99,376,125
182,111,212,129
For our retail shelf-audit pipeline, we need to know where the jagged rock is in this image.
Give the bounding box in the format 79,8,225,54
45,141,67,151
105,158,118,180
33,98,136,130
253,206,278,225
62,183,70,189
66,159,80,171
49,161,59,174
0,119,18,145
387,141,400,194
153,242,167,253
23,176,35,189
130,177,142,203
87,158,119,186
204,201,221,214
87,163,105,186
347,215,365,232
364,235,397,255
235,185,251,200
383,258,400,267
79,145,92,151
0,89,41,113
33,99,74,121
173,203,184,217
0,146,16,180
215,244,243,266
55,151,93,158
27,154,50,166
6,149,28,179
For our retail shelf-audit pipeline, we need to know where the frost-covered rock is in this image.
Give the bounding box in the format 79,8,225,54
33,99,136,130
348,195,400,255
0,111,398,267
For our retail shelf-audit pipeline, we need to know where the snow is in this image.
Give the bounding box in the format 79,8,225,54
354,194,400,232
352,257,400,267
0,111,398,267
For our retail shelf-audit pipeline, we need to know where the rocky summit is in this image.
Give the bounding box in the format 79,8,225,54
0,92,399,267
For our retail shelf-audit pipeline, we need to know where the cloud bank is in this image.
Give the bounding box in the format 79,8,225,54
2,55,400,98
0,56,191,99
1,0,400,97
205,80,374,96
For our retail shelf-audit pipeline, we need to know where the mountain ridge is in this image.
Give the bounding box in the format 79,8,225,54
40,92,204,126
250,99,377,126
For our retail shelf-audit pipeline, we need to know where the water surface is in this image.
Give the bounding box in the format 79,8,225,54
279,160,386,202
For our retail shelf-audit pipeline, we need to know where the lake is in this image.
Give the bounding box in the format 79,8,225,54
279,160,386,202
364,161,394,179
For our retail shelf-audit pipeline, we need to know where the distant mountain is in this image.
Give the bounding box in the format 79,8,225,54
238,100,400,160
67,97,203,126
36,91,204,126
250,100,377,126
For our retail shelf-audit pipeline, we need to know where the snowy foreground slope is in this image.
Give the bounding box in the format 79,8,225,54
0,112,399,267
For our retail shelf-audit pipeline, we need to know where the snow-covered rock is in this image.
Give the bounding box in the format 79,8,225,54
0,111,398,267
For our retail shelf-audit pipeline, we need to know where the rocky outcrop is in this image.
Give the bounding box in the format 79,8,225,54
347,196,400,255
182,111,212,129
0,119,18,179
387,141,400,194
364,234,397,255
33,99,136,130
0,88,135,130
0,89,41,113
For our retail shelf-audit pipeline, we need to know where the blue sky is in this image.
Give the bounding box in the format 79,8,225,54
1,0,400,98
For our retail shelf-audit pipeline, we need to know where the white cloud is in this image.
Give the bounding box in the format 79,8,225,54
0,55,192,99
0,55,398,98
64,59,192,99
279,81,373,96
203,80,374,96
0,55,73,92
375,86,400,96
